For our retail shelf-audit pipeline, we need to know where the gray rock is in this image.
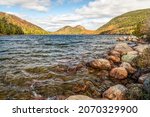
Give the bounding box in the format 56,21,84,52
138,73,150,84
143,77,150,93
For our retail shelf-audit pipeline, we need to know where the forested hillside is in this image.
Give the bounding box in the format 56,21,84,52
96,9,150,35
0,12,48,35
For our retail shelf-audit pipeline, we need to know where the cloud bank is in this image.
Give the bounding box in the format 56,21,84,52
1,0,150,31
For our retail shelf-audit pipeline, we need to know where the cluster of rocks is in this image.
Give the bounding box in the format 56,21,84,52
116,36,145,43
66,42,150,100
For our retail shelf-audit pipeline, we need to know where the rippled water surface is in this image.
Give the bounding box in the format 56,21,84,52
0,35,125,99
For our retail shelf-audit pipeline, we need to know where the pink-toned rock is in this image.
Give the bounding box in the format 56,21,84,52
114,43,133,55
66,95,93,100
120,62,136,74
110,67,128,79
109,50,121,57
127,51,138,56
134,44,149,53
107,55,121,63
88,59,111,70
103,84,127,100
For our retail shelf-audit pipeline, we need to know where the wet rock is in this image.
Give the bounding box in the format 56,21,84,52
88,59,111,70
121,54,137,64
66,95,93,100
114,43,133,55
98,80,114,94
72,82,87,93
110,67,128,80
97,70,109,79
103,84,127,100
120,62,136,74
126,84,143,100
143,77,150,93
138,73,150,84
107,55,120,63
25,66,49,74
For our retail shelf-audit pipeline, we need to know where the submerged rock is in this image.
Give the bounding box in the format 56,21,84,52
66,95,93,100
25,66,49,74
88,59,111,70
103,84,127,100
97,70,109,79
110,67,128,80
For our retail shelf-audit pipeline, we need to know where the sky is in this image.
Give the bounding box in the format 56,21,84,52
0,0,150,32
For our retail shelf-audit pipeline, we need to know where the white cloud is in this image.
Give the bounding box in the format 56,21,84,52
75,0,150,18
43,0,150,31
2,0,150,31
0,0,50,12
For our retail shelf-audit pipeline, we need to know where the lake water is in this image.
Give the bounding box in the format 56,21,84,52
0,35,129,99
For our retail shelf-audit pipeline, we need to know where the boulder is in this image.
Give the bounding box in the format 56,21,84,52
66,95,93,100
126,84,143,100
107,55,120,63
121,54,137,64
110,67,128,80
120,62,136,74
103,84,127,100
109,50,121,57
143,77,150,93
134,44,150,53
114,43,133,55
127,51,138,56
88,59,111,70
138,73,150,84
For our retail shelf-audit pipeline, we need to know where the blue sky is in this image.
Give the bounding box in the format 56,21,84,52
0,0,150,31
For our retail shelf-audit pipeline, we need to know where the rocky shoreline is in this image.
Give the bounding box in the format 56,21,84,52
65,37,150,100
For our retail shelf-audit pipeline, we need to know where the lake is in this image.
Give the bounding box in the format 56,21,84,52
0,35,128,99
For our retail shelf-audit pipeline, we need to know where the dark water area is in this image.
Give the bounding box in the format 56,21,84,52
0,35,131,99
